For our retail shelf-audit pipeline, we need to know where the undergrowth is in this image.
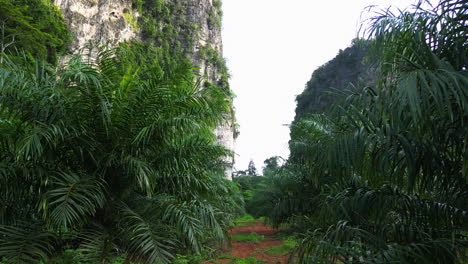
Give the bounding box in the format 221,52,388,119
230,232,266,243
262,237,297,256
234,214,265,225
228,257,268,264
173,254,205,264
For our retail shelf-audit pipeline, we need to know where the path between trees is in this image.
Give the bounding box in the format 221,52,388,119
208,220,291,264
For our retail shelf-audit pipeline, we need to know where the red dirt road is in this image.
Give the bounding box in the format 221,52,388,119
215,221,290,264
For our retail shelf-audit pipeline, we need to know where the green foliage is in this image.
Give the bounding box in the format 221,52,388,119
251,1,468,263
246,165,320,227
234,214,257,224
136,0,194,53
262,156,281,176
117,41,194,80
47,251,135,264
0,223,55,263
216,254,234,260
129,0,230,91
199,45,230,90
263,237,297,256
0,0,70,64
242,190,254,201
0,47,242,263
58,250,83,264
247,161,258,176
230,233,265,243
173,254,204,264
228,257,267,264
206,0,223,30
212,0,222,9
48,249,85,264
233,158,289,217
207,9,222,30
233,175,263,188
233,175,265,207
123,12,138,30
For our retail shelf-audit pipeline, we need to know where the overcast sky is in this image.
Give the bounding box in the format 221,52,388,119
222,0,423,172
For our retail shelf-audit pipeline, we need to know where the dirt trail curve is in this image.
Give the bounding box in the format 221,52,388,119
214,221,290,264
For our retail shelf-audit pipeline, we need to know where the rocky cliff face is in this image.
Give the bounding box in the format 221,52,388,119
54,0,234,179
53,0,137,53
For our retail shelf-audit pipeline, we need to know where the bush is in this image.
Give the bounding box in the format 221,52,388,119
234,214,257,223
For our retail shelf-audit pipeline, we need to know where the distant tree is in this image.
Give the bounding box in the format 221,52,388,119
247,160,258,176
262,156,281,176
263,156,279,169
232,169,247,178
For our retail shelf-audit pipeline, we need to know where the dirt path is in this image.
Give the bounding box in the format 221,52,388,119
214,221,290,264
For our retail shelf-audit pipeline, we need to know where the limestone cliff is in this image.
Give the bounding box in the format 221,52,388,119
53,0,137,53
54,0,234,179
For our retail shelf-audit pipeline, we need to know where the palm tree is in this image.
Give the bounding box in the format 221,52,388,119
295,1,468,262
0,47,243,263
249,0,467,263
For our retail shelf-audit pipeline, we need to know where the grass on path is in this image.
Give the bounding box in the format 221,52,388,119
260,237,297,256
230,232,266,243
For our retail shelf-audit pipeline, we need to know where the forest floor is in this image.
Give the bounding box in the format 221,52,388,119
205,220,294,264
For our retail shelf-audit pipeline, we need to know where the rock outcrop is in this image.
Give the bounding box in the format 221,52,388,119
54,0,137,53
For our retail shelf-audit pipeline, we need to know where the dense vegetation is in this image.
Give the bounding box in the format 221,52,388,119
2,0,467,263
233,157,285,207
248,1,468,263
0,0,70,64
0,46,243,263
0,0,242,262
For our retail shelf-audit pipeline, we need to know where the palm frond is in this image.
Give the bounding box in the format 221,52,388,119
43,171,106,230
78,227,118,264
118,203,175,264
0,223,55,264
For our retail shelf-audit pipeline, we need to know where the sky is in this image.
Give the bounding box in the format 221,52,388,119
221,0,422,172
